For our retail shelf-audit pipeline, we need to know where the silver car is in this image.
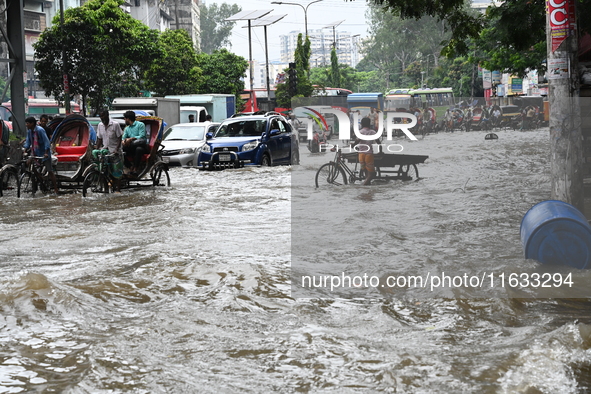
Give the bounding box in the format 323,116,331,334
161,122,219,167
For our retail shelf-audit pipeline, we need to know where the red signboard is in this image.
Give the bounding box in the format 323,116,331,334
548,0,572,52
63,74,69,93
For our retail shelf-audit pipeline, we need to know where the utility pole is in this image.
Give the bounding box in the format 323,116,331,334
547,0,584,212
59,0,71,114
4,0,26,137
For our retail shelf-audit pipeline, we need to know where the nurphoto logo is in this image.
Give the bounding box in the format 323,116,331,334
294,106,419,142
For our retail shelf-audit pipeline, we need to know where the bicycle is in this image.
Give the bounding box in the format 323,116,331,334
315,146,366,187
17,155,55,197
82,151,121,197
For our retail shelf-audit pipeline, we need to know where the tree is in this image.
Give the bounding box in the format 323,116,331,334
34,0,160,113
363,0,483,57
429,56,483,98
199,3,242,54
196,49,248,96
144,29,201,96
293,34,313,97
362,4,450,90
328,47,341,88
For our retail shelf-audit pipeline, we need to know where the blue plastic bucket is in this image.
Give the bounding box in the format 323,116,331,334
520,200,591,268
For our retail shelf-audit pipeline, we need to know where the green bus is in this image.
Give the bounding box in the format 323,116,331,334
385,88,455,120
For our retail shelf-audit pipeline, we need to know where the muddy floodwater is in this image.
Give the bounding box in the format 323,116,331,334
2,127,591,393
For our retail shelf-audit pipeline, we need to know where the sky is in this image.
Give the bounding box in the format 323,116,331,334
204,0,371,64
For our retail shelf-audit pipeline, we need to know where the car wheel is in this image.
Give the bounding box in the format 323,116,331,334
291,150,300,165
261,153,271,166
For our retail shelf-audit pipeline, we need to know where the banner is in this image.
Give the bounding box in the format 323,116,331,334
547,0,572,52
483,70,492,89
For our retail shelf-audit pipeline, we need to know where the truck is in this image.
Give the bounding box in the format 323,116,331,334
165,94,235,123
111,97,181,126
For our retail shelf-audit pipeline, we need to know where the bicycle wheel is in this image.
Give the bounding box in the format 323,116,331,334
17,171,36,198
315,163,347,187
0,167,18,197
82,170,108,197
151,163,171,187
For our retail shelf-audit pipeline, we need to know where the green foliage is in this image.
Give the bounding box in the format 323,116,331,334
34,0,160,113
199,3,242,54
275,80,291,108
364,0,484,57
144,29,201,96
196,49,248,97
355,70,383,92
429,56,483,97
290,34,313,99
362,4,450,90
328,48,341,88
309,67,329,87
474,0,546,76
364,0,591,79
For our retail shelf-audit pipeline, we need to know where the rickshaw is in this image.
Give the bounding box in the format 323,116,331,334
82,115,170,196
16,114,94,197
499,105,521,130
464,106,492,131
49,114,95,191
445,108,464,132
422,107,437,134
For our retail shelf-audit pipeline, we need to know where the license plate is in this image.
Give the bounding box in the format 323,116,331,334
162,156,170,163
218,154,231,162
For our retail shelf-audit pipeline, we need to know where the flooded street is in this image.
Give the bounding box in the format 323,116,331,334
2,128,591,393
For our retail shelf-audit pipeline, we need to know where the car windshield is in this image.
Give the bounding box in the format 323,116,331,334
164,125,206,141
215,119,266,138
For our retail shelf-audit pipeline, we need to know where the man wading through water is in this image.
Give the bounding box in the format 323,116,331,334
355,117,380,185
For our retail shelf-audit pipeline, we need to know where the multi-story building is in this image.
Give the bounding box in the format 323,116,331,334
279,29,361,68
244,60,290,90
120,0,199,49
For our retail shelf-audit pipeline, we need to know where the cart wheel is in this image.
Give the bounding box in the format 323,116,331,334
82,170,108,197
402,164,419,181
0,167,18,197
152,163,171,187
17,172,36,198
315,163,347,187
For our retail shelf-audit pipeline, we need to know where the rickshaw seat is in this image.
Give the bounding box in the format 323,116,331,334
54,125,90,162
55,145,87,161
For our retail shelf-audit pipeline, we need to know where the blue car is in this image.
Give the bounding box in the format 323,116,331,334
197,112,300,170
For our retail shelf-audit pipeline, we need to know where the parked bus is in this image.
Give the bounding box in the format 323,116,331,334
385,87,454,119
312,87,353,97
0,98,82,121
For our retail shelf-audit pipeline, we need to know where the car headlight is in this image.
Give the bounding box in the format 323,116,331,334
242,141,259,151
179,147,195,154
201,144,211,153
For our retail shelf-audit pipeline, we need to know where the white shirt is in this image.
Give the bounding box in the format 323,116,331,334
97,119,123,153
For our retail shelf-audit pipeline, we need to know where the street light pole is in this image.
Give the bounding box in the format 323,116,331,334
271,0,324,37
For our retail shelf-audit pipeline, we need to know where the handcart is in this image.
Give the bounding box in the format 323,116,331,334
315,146,429,187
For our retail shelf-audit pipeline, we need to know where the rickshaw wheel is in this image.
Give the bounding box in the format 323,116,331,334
401,164,419,181
82,170,108,197
315,163,347,187
151,163,170,187
0,167,18,197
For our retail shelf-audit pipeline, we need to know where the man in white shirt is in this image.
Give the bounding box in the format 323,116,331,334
95,109,123,154
93,109,124,188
